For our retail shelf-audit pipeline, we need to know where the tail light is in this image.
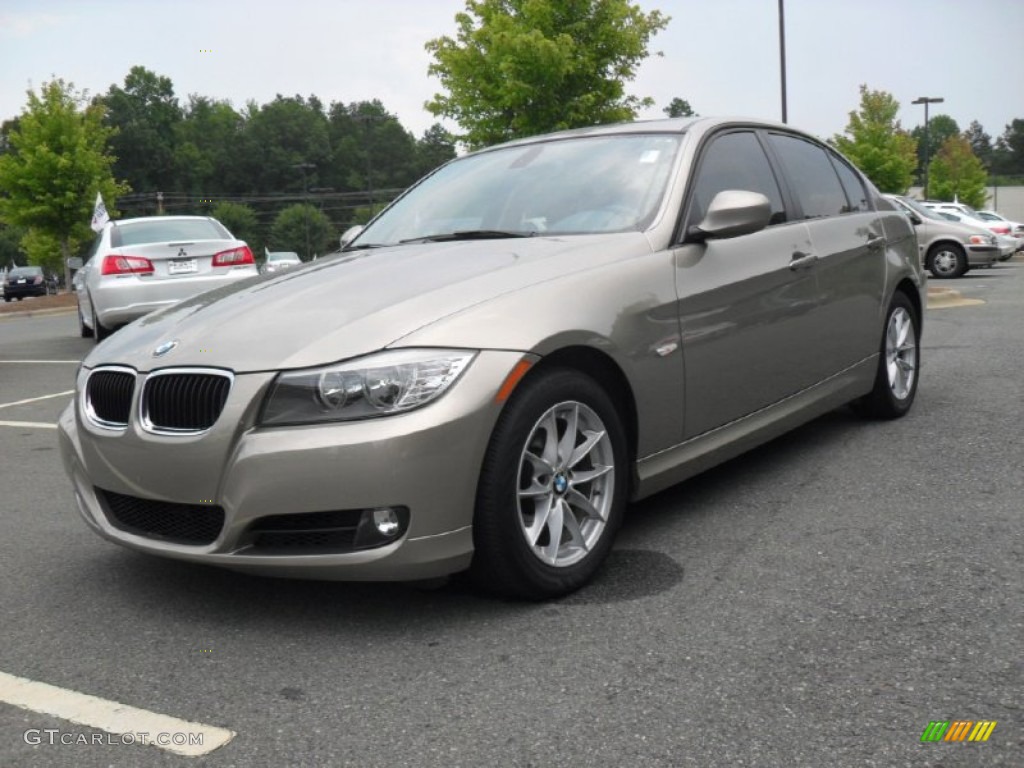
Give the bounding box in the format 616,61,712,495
101,255,154,276
991,225,1010,235
33,275,43,284
212,246,255,267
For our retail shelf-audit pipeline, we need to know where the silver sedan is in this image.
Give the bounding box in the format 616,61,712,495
59,118,924,599
75,216,259,341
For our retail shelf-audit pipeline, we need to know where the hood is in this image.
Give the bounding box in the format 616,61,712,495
84,234,652,373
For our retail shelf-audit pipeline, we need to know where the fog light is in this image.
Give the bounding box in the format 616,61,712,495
353,506,409,549
372,508,401,536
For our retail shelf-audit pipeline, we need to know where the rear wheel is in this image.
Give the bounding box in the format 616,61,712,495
471,368,627,599
854,292,919,419
78,301,94,338
91,303,111,342
926,242,967,279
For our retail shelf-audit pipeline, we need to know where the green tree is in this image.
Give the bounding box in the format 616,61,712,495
415,123,458,177
0,79,127,287
963,120,993,171
100,66,182,194
0,223,26,269
991,119,1024,176
269,203,335,260
175,96,245,194
663,97,696,118
240,95,332,194
928,135,988,208
831,85,917,193
910,114,958,183
425,0,670,148
211,201,262,255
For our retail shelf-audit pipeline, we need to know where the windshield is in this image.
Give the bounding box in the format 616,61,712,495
896,196,946,222
351,133,683,247
9,267,43,278
113,219,230,247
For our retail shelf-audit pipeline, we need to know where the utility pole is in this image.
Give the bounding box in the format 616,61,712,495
156,191,164,215
292,162,315,260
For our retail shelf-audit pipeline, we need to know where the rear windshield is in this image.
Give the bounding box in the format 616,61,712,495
9,267,43,278
112,219,231,248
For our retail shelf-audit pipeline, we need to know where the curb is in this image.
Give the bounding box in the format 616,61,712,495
0,307,77,321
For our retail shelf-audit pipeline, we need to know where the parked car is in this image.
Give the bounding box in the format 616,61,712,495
924,209,1017,261
74,216,258,342
922,201,1013,236
976,210,1024,248
261,251,302,274
885,194,1002,277
3,266,47,301
59,117,924,599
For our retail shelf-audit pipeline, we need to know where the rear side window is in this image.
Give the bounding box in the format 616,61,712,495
767,134,847,219
111,219,230,248
829,155,871,213
689,131,786,227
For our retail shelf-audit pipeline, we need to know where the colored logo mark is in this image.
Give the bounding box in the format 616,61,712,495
921,720,997,742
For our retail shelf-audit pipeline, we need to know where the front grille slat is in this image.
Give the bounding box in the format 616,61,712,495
97,488,224,545
142,370,231,433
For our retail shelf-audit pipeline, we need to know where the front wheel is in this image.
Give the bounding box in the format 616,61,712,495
854,292,920,419
471,368,628,599
926,243,967,279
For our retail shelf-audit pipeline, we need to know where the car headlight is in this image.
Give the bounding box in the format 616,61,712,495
967,235,991,245
260,348,476,426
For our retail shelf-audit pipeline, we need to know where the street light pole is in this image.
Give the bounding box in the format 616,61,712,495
911,96,944,199
292,162,315,260
778,0,788,123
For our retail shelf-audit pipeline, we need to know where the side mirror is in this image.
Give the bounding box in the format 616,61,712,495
340,225,364,249
907,211,922,226
690,190,772,241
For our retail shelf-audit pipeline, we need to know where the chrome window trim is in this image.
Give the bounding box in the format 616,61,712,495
82,365,138,431
139,367,235,436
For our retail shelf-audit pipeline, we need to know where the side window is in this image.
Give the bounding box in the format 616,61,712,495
767,134,847,219
689,131,786,228
829,154,871,212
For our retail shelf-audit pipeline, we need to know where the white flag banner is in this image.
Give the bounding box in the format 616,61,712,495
90,192,109,232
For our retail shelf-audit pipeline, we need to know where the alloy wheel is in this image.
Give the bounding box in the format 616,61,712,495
516,401,615,567
886,306,917,401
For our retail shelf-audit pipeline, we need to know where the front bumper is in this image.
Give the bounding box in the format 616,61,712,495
966,244,1001,266
58,350,525,580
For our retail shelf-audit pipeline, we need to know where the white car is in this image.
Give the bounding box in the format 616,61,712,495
923,203,1018,260
977,210,1024,248
75,216,258,341
261,251,303,274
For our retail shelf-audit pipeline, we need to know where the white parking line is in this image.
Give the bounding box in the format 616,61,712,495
0,360,80,364
0,390,75,410
0,670,236,757
0,420,58,429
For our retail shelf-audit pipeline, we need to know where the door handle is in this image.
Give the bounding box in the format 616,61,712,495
866,235,885,250
789,251,818,270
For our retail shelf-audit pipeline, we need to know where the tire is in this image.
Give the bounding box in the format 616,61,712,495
926,242,967,279
854,292,920,420
3,296,10,303
91,303,111,342
471,368,628,599
78,302,94,338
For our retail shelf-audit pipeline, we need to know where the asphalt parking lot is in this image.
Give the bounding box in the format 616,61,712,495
1,266,1021,767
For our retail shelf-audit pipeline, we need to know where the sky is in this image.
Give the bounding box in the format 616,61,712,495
1,0,1023,146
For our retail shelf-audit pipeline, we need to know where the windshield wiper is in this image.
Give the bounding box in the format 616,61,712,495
342,242,384,251
399,229,536,244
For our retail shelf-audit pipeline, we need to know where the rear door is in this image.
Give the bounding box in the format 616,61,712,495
764,133,887,373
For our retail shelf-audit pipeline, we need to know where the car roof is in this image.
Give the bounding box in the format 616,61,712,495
476,116,823,153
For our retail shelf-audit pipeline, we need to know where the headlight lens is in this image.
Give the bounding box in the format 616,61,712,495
261,348,476,426
967,235,990,245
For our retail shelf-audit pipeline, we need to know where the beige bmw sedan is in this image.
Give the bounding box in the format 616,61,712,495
59,117,924,599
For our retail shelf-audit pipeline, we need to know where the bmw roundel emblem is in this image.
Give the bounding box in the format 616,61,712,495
152,340,179,358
